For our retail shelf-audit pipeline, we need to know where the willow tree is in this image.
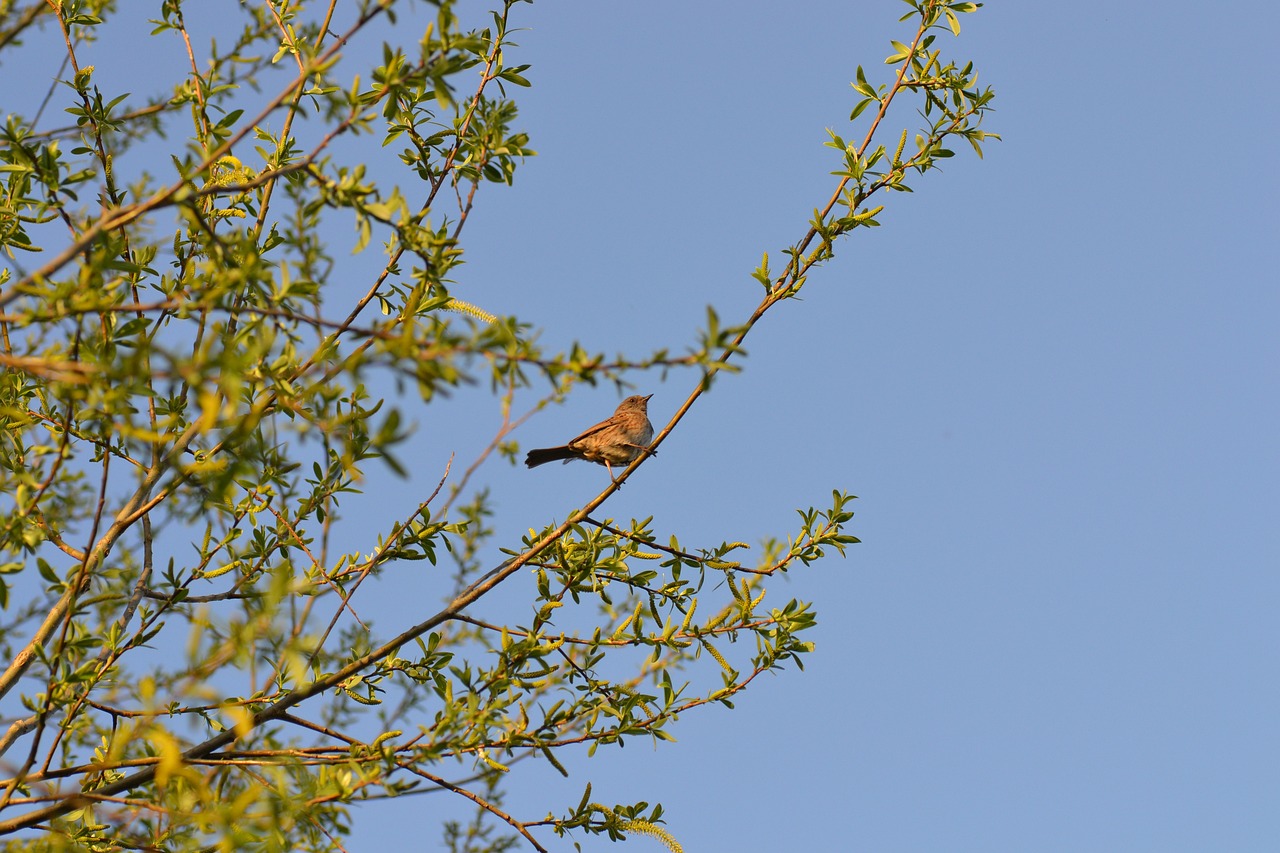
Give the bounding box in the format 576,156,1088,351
0,0,994,849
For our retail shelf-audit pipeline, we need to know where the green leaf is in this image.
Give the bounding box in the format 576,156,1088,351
885,39,913,64
850,97,876,120
499,66,532,87
851,65,877,98
945,8,962,35
37,558,59,585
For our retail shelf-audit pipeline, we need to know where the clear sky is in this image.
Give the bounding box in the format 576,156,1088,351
8,1,1278,850
434,2,1278,850
407,3,1278,848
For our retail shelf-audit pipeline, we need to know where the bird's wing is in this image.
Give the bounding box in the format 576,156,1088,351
566,416,615,446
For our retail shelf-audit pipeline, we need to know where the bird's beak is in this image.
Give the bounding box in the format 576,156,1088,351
643,394,653,402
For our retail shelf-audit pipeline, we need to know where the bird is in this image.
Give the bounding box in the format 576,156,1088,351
524,394,656,481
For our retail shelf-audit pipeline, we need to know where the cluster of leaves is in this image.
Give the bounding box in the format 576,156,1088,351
0,0,991,850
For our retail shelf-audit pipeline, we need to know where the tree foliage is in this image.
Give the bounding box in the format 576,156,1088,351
0,0,994,849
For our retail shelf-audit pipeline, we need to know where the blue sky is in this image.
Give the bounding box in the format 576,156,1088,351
6,1,1278,850
429,2,1278,850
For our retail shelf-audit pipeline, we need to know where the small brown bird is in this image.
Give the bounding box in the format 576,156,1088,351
525,394,656,481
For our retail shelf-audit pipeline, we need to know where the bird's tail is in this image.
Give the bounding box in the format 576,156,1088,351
524,445,579,468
